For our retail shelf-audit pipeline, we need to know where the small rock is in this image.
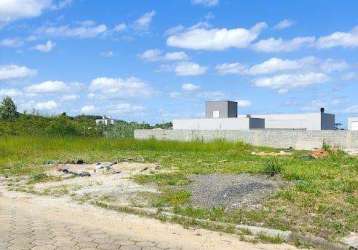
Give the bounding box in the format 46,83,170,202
76,159,85,164
62,169,70,174
78,172,91,177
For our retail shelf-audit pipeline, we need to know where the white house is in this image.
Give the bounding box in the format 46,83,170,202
96,116,115,126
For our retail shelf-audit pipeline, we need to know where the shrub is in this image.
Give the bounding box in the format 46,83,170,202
45,117,80,136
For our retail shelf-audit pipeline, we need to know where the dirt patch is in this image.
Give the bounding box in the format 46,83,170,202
31,162,163,207
251,151,292,157
188,174,286,210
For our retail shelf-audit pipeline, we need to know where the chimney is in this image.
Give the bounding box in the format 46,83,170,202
320,107,325,113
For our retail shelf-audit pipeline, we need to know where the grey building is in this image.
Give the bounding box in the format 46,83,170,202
205,100,237,118
173,101,336,131
253,108,335,131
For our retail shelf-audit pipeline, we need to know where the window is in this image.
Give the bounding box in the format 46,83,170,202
213,110,220,118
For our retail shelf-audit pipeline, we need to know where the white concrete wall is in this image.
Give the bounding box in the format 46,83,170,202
134,129,358,151
173,118,264,130
348,117,358,131
253,113,323,130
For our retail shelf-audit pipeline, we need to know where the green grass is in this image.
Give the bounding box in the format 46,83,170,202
0,136,357,242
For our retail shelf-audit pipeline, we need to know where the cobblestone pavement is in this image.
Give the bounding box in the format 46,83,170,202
0,201,174,250
0,189,299,250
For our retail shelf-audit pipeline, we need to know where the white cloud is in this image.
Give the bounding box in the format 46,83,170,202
80,105,95,114
167,22,267,51
108,103,145,115
140,49,189,62
0,0,52,26
0,88,23,97
0,65,37,81
139,49,162,61
342,72,358,81
0,38,24,48
248,57,303,75
114,23,127,32
216,57,348,76
37,21,107,39
344,105,358,114
164,52,189,61
216,63,247,75
61,94,79,101
216,58,301,75
175,62,207,76
25,80,69,93
169,91,181,98
237,100,251,107
33,40,55,52
100,50,114,58
316,26,358,49
274,19,294,30
191,0,219,7
197,91,225,100
134,11,155,31
50,0,72,10
89,77,152,98
165,25,185,36
182,83,200,91
35,100,57,110
253,36,315,52
319,59,349,73
253,72,329,92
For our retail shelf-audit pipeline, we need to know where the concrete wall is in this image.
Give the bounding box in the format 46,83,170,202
134,129,358,151
253,113,335,130
173,117,265,130
205,101,237,118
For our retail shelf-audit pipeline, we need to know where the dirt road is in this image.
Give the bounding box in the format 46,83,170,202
0,188,299,250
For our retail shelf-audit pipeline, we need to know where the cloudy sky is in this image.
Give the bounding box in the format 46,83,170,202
1,0,358,125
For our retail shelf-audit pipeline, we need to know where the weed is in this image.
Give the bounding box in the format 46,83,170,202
257,233,284,244
263,158,282,176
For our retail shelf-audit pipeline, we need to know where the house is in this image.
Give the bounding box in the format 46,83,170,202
95,116,115,126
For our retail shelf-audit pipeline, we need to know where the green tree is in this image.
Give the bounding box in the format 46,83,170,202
0,96,18,121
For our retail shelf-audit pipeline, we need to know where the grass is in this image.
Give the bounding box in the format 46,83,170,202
263,158,282,176
0,136,357,242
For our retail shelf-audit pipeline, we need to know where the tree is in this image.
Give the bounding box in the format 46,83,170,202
0,96,18,121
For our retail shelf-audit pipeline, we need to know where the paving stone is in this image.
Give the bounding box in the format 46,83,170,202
0,193,189,250
135,241,157,247
119,245,142,250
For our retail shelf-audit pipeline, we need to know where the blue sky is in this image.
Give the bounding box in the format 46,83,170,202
1,0,358,125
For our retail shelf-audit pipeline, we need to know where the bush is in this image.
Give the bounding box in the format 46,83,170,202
263,158,282,176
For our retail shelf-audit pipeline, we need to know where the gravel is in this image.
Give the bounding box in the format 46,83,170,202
188,174,285,210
